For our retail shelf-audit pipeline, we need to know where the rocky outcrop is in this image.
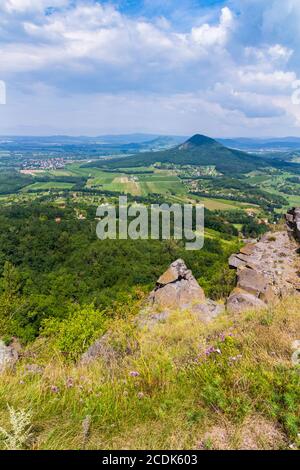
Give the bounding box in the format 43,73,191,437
286,207,300,242
81,214,300,362
227,227,300,313
227,288,268,314
139,259,224,327
148,259,206,310
80,332,122,366
0,340,18,373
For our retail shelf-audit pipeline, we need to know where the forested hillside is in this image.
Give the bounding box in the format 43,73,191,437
0,200,238,345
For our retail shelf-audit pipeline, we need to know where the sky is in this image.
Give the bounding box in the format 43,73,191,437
1,0,300,137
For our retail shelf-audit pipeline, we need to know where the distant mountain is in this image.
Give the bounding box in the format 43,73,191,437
0,134,186,146
0,134,187,155
95,134,187,145
91,134,267,175
218,137,300,152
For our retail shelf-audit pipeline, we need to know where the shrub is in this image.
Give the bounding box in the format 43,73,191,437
41,304,108,361
0,405,32,450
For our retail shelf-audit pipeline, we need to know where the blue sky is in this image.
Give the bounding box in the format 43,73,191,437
0,0,300,136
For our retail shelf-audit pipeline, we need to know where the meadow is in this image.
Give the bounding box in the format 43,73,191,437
0,297,299,450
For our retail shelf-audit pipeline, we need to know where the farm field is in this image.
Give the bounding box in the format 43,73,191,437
14,160,270,212
66,162,187,197
22,181,75,191
191,194,258,211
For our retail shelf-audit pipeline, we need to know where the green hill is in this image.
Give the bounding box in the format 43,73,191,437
87,134,267,175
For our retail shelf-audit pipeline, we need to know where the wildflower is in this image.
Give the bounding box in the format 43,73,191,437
129,371,140,377
50,385,59,393
205,346,221,356
205,346,215,356
229,354,242,363
66,377,74,388
137,392,144,399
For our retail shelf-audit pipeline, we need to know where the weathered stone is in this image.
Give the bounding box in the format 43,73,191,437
80,333,119,366
237,267,268,297
227,213,300,310
239,244,256,256
192,300,225,322
157,266,179,285
285,207,300,242
228,254,246,269
259,285,276,304
0,340,18,373
285,213,294,223
226,289,267,314
138,259,224,328
149,259,206,310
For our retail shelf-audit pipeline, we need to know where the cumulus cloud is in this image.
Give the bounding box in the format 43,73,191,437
14,3,234,72
1,0,68,13
0,0,299,135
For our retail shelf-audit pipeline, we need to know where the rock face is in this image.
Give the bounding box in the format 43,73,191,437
227,288,268,314
286,207,300,241
227,228,300,313
0,340,18,373
80,333,120,366
140,259,224,326
149,259,206,310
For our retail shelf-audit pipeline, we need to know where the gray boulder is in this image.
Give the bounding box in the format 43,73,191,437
0,340,18,373
148,259,206,311
237,267,268,297
80,333,118,366
285,207,300,241
138,259,225,328
226,289,267,314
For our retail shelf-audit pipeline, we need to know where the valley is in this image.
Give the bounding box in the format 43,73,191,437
0,133,300,451
2,133,300,217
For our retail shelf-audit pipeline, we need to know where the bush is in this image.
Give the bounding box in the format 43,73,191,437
41,304,108,361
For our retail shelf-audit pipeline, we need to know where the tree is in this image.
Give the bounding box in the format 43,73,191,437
2,261,21,298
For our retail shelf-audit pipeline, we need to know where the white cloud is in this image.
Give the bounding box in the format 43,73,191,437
1,0,68,13
0,3,235,75
191,7,234,47
0,0,300,135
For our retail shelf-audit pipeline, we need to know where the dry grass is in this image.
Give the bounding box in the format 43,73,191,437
0,297,299,450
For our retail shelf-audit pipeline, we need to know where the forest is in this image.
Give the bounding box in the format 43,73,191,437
0,200,239,349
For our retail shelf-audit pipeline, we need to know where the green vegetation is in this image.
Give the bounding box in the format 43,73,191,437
0,201,239,343
1,133,300,450
3,135,300,218
191,176,287,211
0,297,299,449
216,210,269,238
41,304,108,361
23,181,75,191
0,171,34,195
85,134,267,176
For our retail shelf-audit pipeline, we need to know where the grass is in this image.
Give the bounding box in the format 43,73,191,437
191,195,257,211
22,182,75,192
76,162,188,197
0,297,299,450
286,195,300,207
